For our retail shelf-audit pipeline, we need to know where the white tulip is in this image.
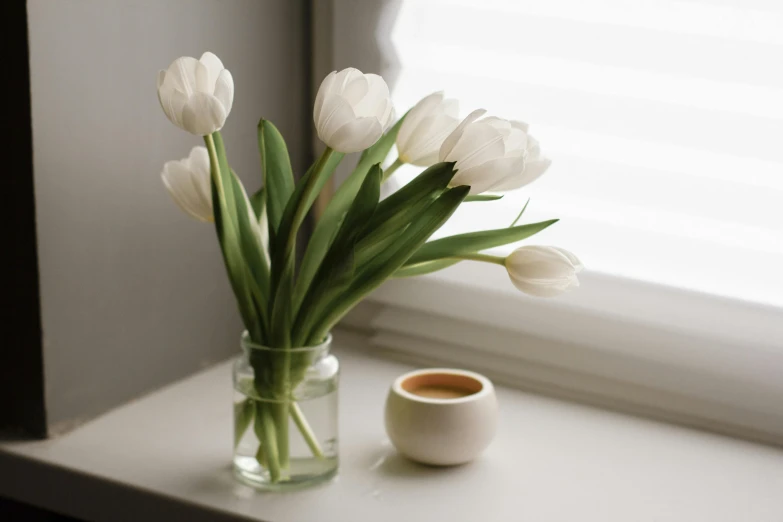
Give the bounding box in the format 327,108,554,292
157,52,234,135
160,148,269,258
396,92,460,166
313,68,394,153
490,134,552,192
161,146,213,222
439,111,551,194
505,246,583,297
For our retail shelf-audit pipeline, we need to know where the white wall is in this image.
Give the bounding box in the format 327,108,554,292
26,0,307,429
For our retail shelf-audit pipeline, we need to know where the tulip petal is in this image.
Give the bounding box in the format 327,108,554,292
397,92,444,148
194,60,212,94
402,114,460,166
158,82,189,128
161,158,213,222
342,74,369,106
509,275,578,297
379,99,395,130
327,117,383,153
314,71,337,124
553,247,584,272
165,56,200,96
439,109,486,161
482,117,512,132
525,134,542,159
199,51,225,90
213,69,234,114
507,247,574,278
333,68,363,94
503,125,528,154
490,157,551,192
317,95,356,142
187,146,213,203
446,122,505,169
505,246,580,297
451,155,525,194
353,74,391,118
314,68,393,149
182,92,227,135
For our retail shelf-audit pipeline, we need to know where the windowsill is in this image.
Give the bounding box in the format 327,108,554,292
1,329,782,522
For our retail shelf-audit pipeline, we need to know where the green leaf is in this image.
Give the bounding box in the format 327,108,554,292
207,133,266,342
354,196,433,267
215,134,270,325
352,162,457,266
393,259,460,278
257,119,295,233
365,162,456,233
464,194,504,202
234,399,254,448
210,174,260,339
292,115,408,314
250,187,265,221
509,198,530,227
305,185,470,344
269,148,343,346
404,218,559,267
293,165,381,346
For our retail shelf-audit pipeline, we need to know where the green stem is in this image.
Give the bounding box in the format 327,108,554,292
273,400,290,470
285,147,335,258
259,402,281,482
290,402,324,458
449,252,507,266
382,157,404,182
204,134,225,208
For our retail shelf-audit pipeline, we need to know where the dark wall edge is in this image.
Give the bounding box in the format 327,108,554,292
1,1,47,438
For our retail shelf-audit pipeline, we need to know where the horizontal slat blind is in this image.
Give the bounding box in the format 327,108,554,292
389,0,783,306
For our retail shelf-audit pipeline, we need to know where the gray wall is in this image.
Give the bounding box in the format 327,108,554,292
26,0,307,430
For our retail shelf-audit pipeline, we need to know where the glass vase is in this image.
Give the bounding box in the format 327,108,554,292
232,331,339,489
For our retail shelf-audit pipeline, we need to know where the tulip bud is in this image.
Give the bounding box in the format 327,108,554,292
157,52,234,135
396,92,460,166
505,246,583,297
161,146,213,222
160,147,270,258
439,111,551,194
313,68,394,153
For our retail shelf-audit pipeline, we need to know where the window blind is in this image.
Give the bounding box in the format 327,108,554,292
388,0,783,307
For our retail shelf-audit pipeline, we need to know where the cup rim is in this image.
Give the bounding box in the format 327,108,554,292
391,368,494,404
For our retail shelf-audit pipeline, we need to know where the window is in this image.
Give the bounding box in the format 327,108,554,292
389,0,783,307
322,0,783,442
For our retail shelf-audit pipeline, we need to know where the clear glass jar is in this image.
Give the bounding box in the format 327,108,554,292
232,332,339,489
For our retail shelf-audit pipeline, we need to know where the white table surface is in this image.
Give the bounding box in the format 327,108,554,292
2,329,782,522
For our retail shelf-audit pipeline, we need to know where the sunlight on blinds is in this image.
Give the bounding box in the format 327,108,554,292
389,0,783,307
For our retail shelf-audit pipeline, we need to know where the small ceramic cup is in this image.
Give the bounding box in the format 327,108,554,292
384,368,498,466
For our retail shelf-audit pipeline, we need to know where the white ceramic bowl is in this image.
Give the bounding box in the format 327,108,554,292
384,368,498,465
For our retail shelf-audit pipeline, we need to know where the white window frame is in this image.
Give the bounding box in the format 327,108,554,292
315,0,783,444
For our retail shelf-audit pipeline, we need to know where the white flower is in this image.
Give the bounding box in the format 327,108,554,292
161,146,213,222
157,52,234,135
313,68,394,153
505,246,583,297
490,134,552,192
439,110,551,194
396,92,460,166
160,146,270,259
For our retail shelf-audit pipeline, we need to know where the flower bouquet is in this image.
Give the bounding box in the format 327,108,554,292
157,52,582,488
